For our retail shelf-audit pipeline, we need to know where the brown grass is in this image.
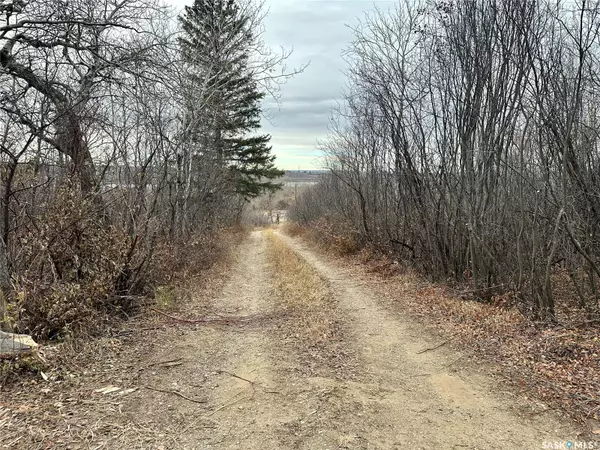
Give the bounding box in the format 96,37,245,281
265,231,356,377
280,222,304,237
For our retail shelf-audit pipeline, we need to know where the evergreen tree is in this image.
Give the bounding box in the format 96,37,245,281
178,0,283,199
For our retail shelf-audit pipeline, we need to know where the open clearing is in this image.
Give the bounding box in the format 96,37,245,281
2,230,579,449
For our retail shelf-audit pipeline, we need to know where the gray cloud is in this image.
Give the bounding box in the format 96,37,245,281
168,0,394,168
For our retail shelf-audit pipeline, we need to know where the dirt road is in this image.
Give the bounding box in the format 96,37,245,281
8,230,575,449
123,229,577,449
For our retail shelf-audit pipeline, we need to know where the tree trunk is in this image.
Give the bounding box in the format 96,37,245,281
0,236,9,331
56,112,100,194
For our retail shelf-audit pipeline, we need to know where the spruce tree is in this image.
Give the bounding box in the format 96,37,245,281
179,0,283,199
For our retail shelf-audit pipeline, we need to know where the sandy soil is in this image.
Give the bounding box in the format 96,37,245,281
2,230,579,449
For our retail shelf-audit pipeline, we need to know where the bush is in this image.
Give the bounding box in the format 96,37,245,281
4,182,243,341
305,217,363,256
281,222,304,237
12,185,129,339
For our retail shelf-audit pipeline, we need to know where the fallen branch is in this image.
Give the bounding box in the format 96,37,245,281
148,307,267,326
528,406,555,417
417,335,456,354
217,369,281,394
138,324,168,331
210,394,251,415
149,307,209,324
217,369,256,385
146,358,184,368
144,386,206,404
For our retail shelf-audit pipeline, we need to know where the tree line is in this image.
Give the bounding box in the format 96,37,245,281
0,0,291,337
290,0,600,322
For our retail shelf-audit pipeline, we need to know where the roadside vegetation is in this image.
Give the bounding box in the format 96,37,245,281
0,229,242,448
265,231,355,378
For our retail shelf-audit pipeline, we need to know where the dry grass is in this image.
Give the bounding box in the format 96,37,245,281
265,231,356,378
280,222,304,237
266,230,334,343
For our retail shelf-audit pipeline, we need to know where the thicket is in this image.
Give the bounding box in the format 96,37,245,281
0,0,293,339
290,0,600,323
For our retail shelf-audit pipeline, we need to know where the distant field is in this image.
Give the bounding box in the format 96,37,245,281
282,170,327,185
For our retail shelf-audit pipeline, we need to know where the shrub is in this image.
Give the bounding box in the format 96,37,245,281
12,185,129,339
305,217,363,256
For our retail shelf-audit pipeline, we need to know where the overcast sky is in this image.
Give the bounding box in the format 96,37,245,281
169,0,393,169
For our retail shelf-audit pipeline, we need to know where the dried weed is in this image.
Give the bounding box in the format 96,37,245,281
265,231,356,378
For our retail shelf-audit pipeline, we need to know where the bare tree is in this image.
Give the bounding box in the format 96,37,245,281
291,0,600,322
